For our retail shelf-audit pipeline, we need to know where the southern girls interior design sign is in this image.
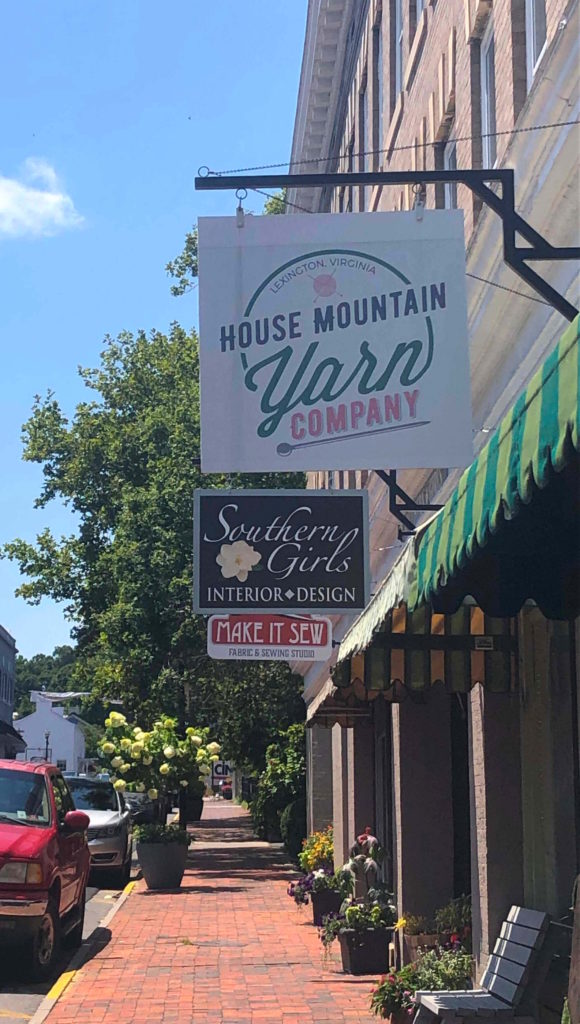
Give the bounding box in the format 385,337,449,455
207,614,333,662
198,211,472,472
193,489,369,614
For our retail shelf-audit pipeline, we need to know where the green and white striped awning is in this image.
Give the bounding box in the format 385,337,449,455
409,315,580,613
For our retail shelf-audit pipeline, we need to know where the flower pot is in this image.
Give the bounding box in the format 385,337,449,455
185,794,204,822
338,927,392,975
404,932,439,962
385,1011,409,1024
137,841,188,890
311,888,343,926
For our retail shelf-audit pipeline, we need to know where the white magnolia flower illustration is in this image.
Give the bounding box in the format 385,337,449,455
216,540,261,582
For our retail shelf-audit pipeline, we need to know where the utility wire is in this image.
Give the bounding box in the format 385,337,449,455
207,119,580,176
247,186,313,214
247,195,558,310
465,272,552,306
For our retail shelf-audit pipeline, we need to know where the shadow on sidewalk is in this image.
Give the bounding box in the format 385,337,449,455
0,926,111,995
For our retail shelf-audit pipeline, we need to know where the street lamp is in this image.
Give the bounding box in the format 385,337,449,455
44,731,50,761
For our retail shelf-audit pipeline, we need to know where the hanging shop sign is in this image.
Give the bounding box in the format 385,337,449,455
193,489,369,614
198,210,472,472
207,613,333,662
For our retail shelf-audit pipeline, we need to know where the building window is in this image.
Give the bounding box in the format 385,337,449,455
395,0,404,96
416,0,425,23
526,0,547,88
444,134,458,209
480,19,497,167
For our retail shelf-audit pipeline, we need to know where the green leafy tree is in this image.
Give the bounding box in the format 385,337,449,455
4,326,304,770
251,722,305,840
14,645,76,717
165,190,286,296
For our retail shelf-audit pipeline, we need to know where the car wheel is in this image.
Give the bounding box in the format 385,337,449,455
29,901,60,981
64,885,86,950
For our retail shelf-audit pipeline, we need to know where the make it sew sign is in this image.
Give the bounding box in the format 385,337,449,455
207,614,333,662
198,210,472,472
193,489,369,614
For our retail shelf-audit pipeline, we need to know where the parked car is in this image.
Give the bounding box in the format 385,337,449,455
123,791,157,825
66,777,132,886
0,759,90,979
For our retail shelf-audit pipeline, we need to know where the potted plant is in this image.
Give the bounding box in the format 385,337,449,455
133,823,192,888
369,946,474,1019
185,778,205,822
99,713,221,889
288,866,353,925
298,825,334,873
320,884,397,975
434,895,472,951
412,946,474,988
400,912,438,962
346,826,384,899
370,963,420,1022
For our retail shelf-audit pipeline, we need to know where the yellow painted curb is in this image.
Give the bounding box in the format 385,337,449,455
46,969,76,1001
123,880,136,896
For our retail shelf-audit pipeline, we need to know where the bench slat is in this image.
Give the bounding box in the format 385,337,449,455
482,955,527,985
507,906,548,932
491,937,534,967
485,973,519,1004
499,920,545,949
417,991,514,1018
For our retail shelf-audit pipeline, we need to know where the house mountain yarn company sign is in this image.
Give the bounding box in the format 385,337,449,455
193,489,369,614
198,210,472,472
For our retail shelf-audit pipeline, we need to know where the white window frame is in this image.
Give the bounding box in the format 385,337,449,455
416,0,425,23
525,0,548,89
480,19,497,168
395,0,403,96
443,134,458,209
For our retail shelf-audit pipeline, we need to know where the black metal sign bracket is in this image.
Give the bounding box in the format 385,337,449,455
195,166,579,532
375,470,443,537
195,167,579,322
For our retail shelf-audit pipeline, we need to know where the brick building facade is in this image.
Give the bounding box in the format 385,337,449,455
289,0,579,996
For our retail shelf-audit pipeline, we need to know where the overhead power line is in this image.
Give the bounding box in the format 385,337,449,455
206,119,580,177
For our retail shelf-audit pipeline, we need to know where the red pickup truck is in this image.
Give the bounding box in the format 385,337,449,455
0,760,90,978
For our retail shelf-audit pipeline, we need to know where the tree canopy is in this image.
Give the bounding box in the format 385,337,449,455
14,644,76,717
4,325,305,771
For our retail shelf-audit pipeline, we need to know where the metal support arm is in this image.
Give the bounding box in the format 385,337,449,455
375,470,443,536
195,168,579,321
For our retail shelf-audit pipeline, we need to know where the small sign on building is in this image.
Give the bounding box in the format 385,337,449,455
193,489,369,614
207,613,333,661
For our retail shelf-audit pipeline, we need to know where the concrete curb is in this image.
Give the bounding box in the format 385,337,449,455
28,881,136,1024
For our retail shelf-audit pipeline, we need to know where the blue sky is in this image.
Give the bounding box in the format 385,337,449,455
0,0,307,658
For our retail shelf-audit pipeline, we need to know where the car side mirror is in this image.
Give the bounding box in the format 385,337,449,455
63,810,90,832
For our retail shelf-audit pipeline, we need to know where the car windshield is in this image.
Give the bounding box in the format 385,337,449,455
68,780,118,812
0,769,51,826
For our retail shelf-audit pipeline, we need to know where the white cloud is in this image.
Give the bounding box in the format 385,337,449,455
0,158,84,238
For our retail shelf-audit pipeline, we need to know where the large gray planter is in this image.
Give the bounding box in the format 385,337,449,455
137,841,188,890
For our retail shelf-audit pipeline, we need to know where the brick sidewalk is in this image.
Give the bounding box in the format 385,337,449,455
47,802,378,1024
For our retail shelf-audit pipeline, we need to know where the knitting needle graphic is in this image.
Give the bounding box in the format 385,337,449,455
276,419,430,456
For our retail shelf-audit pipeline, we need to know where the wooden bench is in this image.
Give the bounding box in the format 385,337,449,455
414,906,551,1023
